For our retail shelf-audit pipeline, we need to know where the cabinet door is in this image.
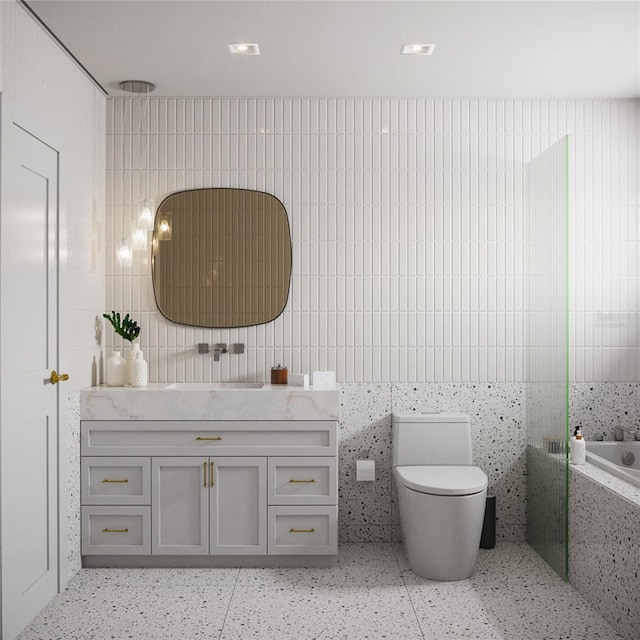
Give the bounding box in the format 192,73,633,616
210,457,266,555
152,457,209,555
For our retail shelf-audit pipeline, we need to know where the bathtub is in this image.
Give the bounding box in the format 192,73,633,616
585,441,640,488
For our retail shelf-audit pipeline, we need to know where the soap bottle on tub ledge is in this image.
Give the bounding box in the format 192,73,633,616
571,427,586,465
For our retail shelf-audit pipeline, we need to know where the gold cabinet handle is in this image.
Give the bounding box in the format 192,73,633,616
50,370,70,385
102,479,129,483
103,528,128,533
195,436,222,441
210,461,215,486
203,461,208,487
289,528,316,533
289,479,316,484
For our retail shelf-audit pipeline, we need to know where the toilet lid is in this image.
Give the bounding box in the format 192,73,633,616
395,465,488,496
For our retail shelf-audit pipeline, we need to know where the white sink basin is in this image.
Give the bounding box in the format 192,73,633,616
165,382,266,390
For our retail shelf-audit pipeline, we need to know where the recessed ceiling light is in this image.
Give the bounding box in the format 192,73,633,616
228,43,260,55
401,44,435,56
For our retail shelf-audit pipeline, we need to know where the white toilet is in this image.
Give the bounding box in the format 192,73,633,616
393,412,488,581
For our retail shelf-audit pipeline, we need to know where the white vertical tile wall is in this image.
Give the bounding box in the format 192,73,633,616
106,97,639,383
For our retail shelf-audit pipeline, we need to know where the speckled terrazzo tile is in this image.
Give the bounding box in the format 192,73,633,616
66,391,82,579
472,581,624,639
412,583,506,639
236,543,402,589
219,585,421,640
338,383,392,428
572,462,640,506
403,543,622,640
338,524,394,542
570,382,640,441
65,567,239,591
338,384,394,538
338,463,392,528
569,468,640,640
17,585,233,640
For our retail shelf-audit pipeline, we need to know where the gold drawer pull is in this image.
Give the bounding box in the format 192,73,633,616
203,461,208,487
289,479,315,484
196,436,222,441
210,461,215,486
102,479,129,483
102,528,128,533
289,528,316,533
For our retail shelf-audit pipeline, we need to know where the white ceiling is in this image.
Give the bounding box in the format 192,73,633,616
27,0,640,98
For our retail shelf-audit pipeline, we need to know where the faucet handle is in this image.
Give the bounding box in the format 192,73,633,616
228,343,245,354
213,343,227,352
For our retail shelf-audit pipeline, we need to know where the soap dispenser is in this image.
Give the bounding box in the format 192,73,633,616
571,427,586,465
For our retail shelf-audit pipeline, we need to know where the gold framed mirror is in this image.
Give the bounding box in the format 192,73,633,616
152,188,291,328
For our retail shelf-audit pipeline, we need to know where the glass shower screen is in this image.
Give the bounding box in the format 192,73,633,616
525,136,569,579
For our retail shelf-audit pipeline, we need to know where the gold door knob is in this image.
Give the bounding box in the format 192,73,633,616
50,370,70,385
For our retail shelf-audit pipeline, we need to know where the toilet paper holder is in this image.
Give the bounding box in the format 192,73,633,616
355,450,375,482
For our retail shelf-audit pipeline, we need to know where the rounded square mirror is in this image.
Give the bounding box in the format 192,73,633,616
152,188,291,328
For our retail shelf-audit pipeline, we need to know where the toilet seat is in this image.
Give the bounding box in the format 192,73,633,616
395,465,488,496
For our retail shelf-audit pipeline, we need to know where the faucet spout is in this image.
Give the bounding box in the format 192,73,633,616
213,343,227,362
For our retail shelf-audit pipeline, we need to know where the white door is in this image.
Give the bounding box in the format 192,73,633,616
151,457,209,555
210,457,266,555
1,121,61,639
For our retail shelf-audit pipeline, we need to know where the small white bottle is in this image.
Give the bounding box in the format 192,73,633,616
106,350,126,387
571,428,586,465
131,351,148,387
126,342,141,385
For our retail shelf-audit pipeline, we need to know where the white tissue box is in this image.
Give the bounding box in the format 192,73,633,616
289,373,309,388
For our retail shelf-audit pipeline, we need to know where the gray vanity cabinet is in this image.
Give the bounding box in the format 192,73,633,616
151,456,266,555
80,418,337,565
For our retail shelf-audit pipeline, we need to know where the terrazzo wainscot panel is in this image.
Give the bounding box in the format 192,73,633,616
338,383,394,542
569,467,640,640
570,382,640,441
392,383,527,542
338,383,526,543
66,392,81,579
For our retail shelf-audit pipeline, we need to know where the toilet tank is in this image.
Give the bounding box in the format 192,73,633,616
392,412,472,466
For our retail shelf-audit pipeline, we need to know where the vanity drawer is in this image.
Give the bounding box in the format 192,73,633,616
267,506,337,556
81,421,337,457
81,457,150,505
82,506,150,555
268,458,337,505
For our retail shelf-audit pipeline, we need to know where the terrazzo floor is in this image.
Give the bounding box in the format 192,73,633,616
18,543,622,640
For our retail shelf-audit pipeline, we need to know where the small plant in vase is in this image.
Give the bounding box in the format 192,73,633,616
103,311,147,386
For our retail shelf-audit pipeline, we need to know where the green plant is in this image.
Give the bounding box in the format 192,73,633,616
103,311,141,343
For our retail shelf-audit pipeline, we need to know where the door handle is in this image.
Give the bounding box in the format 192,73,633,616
50,370,70,385
203,461,208,487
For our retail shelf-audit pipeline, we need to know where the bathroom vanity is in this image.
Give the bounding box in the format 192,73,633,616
79,383,339,567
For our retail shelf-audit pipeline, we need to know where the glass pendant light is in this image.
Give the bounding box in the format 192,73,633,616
139,198,154,229
117,237,133,268
131,224,147,251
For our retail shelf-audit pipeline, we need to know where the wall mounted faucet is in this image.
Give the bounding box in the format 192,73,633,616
613,426,639,441
197,343,245,362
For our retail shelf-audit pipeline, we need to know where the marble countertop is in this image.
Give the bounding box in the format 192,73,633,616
80,383,340,421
